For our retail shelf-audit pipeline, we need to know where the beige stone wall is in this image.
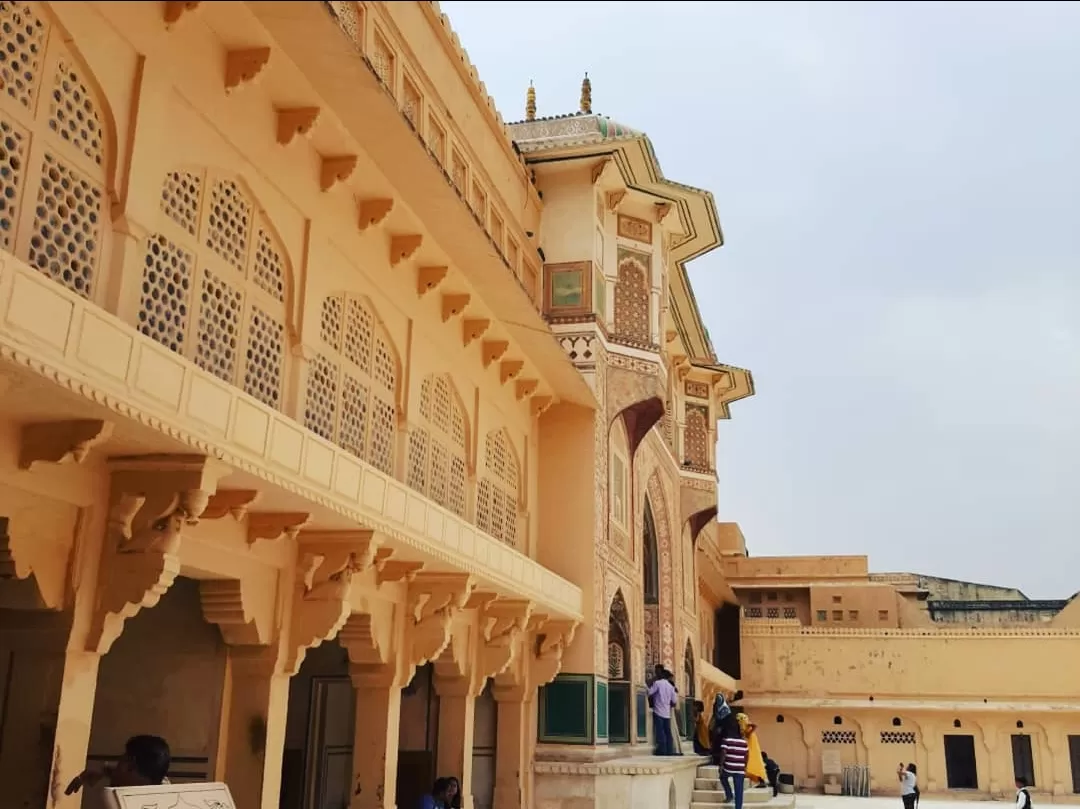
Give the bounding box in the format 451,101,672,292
742,624,1080,700
751,708,1077,798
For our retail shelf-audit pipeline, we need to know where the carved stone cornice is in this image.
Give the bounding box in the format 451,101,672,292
282,530,380,674
18,419,113,470
86,454,228,654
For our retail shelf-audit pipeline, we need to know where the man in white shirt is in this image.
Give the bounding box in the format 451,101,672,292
897,762,917,809
1015,777,1032,809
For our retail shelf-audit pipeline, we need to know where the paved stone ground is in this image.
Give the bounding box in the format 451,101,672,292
799,796,1028,809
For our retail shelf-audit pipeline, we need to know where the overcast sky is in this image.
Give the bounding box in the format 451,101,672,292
441,1,1080,599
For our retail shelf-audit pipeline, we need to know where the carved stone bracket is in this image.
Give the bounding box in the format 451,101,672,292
514,379,537,401
358,198,394,232
202,489,260,521
654,202,673,224
377,560,424,586
416,265,448,297
440,293,470,322
0,484,80,610
591,159,611,185
199,578,272,645
390,234,423,266
276,107,321,145
225,47,271,92
499,360,523,384
320,155,358,192
247,511,311,545
339,606,393,669
462,318,490,347
163,0,200,26
87,454,228,654
606,190,627,212
18,419,113,470
478,598,533,680
283,530,381,674
407,572,476,668
481,340,508,368
530,618,578,687
530,395,553,419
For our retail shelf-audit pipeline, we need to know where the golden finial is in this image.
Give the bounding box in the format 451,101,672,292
526,80,536,122
580,72,592,114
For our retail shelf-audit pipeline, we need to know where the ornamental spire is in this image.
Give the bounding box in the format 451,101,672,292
526,80,536,121
580,72,592,114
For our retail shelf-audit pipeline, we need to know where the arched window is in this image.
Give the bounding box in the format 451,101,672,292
643,498,659,604
608,590,630,682
304,293,398,475
477,429,520,548
138,170,291,411
407,374,468,517
0,1,108,299
684,404,709,470
613,254,649,344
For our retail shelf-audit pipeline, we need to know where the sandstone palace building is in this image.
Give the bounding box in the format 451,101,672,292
0,3,1078,809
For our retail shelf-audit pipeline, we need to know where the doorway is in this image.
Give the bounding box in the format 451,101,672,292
1068,735,1080,794
1011,734,1035,787
944,735,978,789
714,603,741,679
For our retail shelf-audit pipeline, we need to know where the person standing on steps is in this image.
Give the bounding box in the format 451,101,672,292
648,664,678,755
720,713,749,809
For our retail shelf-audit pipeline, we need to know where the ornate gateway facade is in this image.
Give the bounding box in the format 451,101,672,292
0,3,751,809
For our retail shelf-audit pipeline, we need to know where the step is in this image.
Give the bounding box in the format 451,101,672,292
698,765,720,778
693,790,729,804
689,789,775,805
695,778,723,790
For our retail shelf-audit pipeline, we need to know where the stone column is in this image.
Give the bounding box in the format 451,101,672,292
491,683,529,809
216,646,290,809
434,672,479,809
349,663,403,809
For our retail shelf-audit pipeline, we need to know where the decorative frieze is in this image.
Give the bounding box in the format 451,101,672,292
617,213,652,245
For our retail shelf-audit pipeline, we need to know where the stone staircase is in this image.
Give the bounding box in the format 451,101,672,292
692,765,795,809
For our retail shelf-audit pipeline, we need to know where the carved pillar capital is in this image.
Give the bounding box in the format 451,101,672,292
282,530,380,675
478,597,533,681
87,454,228,654
405,573,476,676
528,616,578,687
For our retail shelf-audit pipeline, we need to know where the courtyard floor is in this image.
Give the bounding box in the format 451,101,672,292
797,797,1078,809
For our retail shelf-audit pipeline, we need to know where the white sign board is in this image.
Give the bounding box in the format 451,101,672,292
821,750,843,776
104,782,236,809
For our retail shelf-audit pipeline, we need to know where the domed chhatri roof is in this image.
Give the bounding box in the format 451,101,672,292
508,112,643,153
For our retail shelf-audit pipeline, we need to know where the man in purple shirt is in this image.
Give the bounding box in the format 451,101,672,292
647,665,678,755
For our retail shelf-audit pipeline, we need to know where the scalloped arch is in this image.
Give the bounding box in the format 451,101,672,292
33,1,121,200
161,167,300,343
321,289,404,410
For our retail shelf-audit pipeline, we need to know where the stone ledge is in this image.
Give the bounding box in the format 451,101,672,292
534,754,709,777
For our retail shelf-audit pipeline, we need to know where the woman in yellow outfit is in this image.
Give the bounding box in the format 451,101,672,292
737,712,767,786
